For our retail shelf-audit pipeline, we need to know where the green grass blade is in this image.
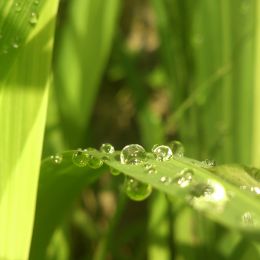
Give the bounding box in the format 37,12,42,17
31,149,260,259
0,1,59,259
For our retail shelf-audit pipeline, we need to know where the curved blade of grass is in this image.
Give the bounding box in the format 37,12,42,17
31,149,260,259
29,153,104,260
0,0,59,259
53,0,120,147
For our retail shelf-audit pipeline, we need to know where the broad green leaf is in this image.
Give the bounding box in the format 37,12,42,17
0,0,59,259
29,153,103,260
31,149,260,259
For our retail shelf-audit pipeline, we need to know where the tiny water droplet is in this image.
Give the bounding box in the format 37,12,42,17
50,154,63,164
160,176,172,185
169,141,184,157
176,168,193,188
29,12,38,26
120,144,146,165
143,163,157,174
242,211,254,225
72,149,89,167
15,2,22,12
110,167,121,176
153,145,173,161
146,166,157,175
124,177,152,201
201,159,216,168
100,143,115,154
87,155,103,169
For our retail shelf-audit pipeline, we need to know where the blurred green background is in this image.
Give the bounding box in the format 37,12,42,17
41,0,260,259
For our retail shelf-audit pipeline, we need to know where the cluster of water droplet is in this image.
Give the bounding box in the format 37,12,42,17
71,148,103,169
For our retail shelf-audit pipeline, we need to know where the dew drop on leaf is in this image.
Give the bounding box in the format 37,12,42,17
153,145,173,161
100,143,115,154
124,177,152,201
29,12,38,26
176,168,193,188
110,167,121,176
190,180,228,213
72,149,89,167
50,154,63,164
120,144,146,165
160,176,172,185
169,140,184,157
87,155,103,169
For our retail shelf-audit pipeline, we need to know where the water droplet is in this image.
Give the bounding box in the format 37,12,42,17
33,0,40,5
124,177,152,201
15,2,22,12
153,145,173,161
242,211,254,225
120,144,146,165
146,165,157,175
169,141,184,157
110,167,121,176
201,159,216,168
100,143,115,154
176,168,193,188
190,180,228,212
87,155,103,169
72,149,89,167
50,154,63,164
29,12,38,26
160,176,172,185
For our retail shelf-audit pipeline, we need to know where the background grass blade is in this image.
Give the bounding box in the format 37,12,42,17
53,0,120,148
0,0,59,259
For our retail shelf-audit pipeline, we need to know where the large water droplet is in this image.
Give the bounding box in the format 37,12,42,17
153,145,173,161
176,168,193,188
87,155,103,169
72,149,89,167
110,167,121,176
100,143,115,154
29,12,38,26
124,177,152,201
169,141,184,157
190,180,228,213
50,154,63,164
120,144,146,165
